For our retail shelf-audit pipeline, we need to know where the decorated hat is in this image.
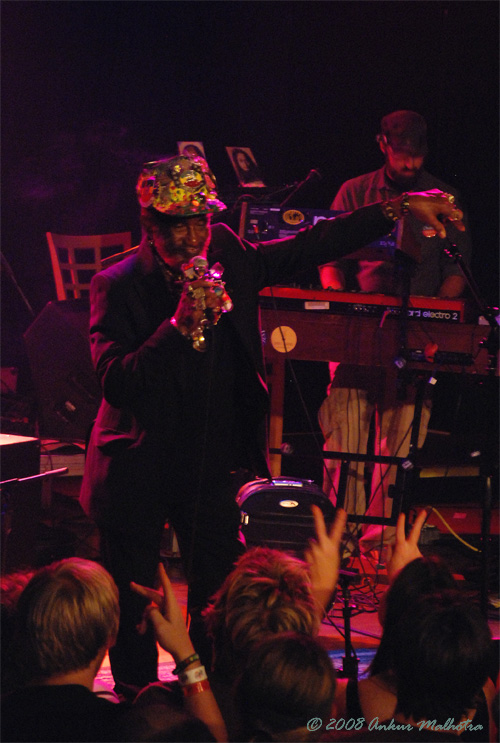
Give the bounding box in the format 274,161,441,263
136,155,226,216
379,110,428,155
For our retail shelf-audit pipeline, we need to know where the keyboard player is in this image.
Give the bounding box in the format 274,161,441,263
318,111,471,555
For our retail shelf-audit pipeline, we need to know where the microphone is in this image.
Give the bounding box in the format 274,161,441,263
279,168,322,208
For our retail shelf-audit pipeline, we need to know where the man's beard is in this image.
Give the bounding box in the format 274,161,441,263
386,165,422,189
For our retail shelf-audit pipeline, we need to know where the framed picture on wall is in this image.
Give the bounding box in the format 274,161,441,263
226,146,266,187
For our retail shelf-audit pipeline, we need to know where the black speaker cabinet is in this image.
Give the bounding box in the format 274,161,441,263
23,300,101,442
237,476,335,556
1,433,41,571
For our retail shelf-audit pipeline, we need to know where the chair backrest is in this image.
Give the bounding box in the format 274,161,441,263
46,231,132,300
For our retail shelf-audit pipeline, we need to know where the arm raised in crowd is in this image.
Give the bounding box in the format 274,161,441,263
131,563,227,742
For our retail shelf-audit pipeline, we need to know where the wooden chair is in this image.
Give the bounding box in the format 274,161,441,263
46,231,132,300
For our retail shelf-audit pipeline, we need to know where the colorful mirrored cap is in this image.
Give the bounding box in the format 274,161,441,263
136,155,226,216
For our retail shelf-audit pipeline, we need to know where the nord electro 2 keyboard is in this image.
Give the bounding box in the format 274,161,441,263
259,287,470,323
259,286,488,371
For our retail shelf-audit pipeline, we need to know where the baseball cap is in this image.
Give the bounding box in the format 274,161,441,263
378,110,428,156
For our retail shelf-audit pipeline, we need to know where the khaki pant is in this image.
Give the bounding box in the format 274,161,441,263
318,368,432,549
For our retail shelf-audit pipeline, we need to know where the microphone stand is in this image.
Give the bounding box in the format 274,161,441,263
390,223,424,516
441,239,498,617
1,250,35,317
334,569,360,680
279,169,322,208
394,248,415,401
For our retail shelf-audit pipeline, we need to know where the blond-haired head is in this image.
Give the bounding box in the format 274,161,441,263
16,558,119,681
203,547,318,676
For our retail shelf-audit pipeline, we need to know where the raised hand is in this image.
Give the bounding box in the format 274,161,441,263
305,506,348,612
131,562,194,664
131,563,228,742
386,509,428,584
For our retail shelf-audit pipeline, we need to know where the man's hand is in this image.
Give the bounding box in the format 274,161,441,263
131,562,195,664
172,278,232,341
320,265,346,291
305,506,348,612
132,565,228,742
172,279,225,334
404,189,465,239
386,509,428,584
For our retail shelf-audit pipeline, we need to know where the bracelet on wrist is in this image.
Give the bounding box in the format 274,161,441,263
380,200,399,223
178,665,208,687
400,192,410,215
173,652,200,675
182,679,211,697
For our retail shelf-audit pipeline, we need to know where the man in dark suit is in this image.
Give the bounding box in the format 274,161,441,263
79,153,464,696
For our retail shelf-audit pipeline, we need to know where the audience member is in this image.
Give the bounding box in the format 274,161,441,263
234,631,337,741
196,545,320,740
331,511,495,741
491,682,499,742
305,504,348,613
201,508,347,739
120,693,217,742
0,565,120,703
204,547,319,674
204,507,347,674
1,558,126,742
393,590,492,737
322,588,492,742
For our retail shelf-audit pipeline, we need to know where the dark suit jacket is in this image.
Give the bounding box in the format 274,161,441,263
80,206,394,532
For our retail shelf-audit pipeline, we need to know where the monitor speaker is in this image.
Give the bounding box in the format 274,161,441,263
23,300,101,442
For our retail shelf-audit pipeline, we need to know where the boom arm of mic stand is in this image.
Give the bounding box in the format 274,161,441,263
279,169,321,208
443,240,498,374
1,250,35,317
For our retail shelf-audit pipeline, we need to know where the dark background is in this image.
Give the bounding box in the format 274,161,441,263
2,0,499,393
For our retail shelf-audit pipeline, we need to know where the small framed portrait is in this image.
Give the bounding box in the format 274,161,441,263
177,141,207,160
226,146,266,187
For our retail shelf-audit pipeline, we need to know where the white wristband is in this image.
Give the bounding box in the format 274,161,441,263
178,665,208,687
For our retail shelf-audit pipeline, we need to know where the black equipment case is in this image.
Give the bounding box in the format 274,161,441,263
236,476,335,556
